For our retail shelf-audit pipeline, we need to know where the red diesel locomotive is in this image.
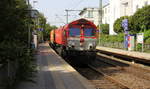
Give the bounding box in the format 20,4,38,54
50,18,99,62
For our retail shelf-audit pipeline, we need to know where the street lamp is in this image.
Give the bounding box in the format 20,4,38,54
33,0,38,9
26,0,38,49
26,0,31,49
26,0,30,5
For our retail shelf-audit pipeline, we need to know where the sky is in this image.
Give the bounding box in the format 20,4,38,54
30,0,109,26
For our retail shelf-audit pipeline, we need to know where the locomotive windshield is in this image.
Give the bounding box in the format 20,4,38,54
69,28,80,37
84,28,95,37
69,27,95,37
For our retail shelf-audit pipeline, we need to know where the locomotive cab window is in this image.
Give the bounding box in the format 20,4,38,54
63,30,66,36
69,28,80,37
84,28,95,37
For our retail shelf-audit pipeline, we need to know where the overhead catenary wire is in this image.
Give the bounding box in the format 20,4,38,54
55,14,66,25
51,0,84,25
63,0,86,24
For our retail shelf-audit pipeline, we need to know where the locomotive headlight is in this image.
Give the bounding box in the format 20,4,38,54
88,43,93,49
71,42,75,48
68,41,75,47
71,42,75,46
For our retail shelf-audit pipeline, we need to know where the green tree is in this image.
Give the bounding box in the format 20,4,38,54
0,0,36,87
38,13,46,29
43,24,57,41
36,13,57,41
132,5,150,32
0,0,29,62
100,24,109,34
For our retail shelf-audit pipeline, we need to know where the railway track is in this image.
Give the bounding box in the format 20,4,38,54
65,54,127,89
92,52,150,89
75,66,128,89
97,52,150,81
53,45,150,89
63,53,150,89
97,49,150,65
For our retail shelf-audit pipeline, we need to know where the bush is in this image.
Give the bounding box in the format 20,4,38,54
136,43,142,51
132,5,150,32
100,33,124,43
144,30,150,43
100,24,109,34
145,38,150,44
43,24,57,41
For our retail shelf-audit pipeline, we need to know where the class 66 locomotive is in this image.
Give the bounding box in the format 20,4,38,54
50,18,99,63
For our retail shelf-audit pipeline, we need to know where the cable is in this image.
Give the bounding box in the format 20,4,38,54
55,14,66,25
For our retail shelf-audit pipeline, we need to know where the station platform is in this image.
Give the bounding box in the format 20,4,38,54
17,43,95,89
97,46,150,62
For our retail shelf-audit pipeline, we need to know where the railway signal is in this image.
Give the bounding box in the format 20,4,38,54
122,19,129,50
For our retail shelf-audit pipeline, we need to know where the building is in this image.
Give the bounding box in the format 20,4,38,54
109,0,150,35
132,0,150,13
79,5,110,26
79,0,150,35
79,7,99,26
102,4,110,24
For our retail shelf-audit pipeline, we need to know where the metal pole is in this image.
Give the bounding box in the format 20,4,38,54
27,0,30,6
142,42,144,52
8,59,10,79
99,0,102,25
27,0,31,49
65,9,82,24
33,1,38,9
65,10,68,24
28,24,31,48
142,33,144,52
99,0,102,44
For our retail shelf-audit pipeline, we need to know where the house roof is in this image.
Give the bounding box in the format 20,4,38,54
79,7,99,15
79,4,110,15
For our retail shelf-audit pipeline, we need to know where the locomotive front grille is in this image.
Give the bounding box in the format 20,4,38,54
67,38,97,51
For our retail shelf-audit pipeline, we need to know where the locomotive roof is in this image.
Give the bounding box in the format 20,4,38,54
64,18,97,29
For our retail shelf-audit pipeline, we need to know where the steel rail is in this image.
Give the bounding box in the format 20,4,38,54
96,52,150,81
88,64,130,89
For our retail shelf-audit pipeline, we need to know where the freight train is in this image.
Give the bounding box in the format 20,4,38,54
49,18,99,63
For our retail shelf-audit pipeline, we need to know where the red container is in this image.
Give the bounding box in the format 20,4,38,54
54,27,67,45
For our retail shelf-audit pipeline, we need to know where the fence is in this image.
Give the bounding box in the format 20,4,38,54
0,60,18,89
99,41,150,52
144,44,150,52
99,41,124,49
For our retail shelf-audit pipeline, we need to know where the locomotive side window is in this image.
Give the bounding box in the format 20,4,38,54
63,30,66,35
84,28,95,37
69,28,80,37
